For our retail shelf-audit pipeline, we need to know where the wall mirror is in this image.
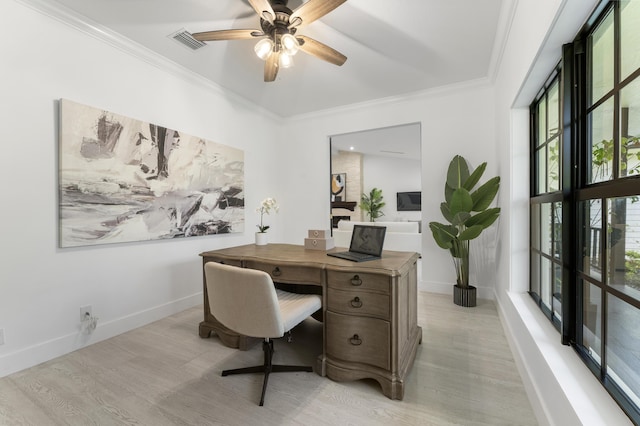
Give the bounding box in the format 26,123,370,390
329,123,422,230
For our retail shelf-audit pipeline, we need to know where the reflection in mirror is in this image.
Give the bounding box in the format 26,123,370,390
329,123,422,230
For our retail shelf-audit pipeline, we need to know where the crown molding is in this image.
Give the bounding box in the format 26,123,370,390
14,0,284,124
487,0,519,85
286,76,493,123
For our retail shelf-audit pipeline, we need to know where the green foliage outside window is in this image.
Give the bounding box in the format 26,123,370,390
592,136,640,179
626,250,640,289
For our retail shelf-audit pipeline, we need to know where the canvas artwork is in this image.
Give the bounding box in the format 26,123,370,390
331,173,346,201
59,99,244,247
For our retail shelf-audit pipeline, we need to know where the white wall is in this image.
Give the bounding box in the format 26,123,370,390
280,82,497,298
0,0,283,377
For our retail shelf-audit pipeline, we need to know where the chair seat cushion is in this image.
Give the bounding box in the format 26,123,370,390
276,289,322,333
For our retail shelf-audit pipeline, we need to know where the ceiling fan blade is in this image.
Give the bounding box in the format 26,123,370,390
248,0,276,24
297,35,347,66
289,0,347,28
264,52,279,82
192,29,262,41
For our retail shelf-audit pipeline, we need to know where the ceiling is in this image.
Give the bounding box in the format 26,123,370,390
49,0,506,118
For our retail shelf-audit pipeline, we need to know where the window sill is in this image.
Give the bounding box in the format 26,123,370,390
499,291,632,425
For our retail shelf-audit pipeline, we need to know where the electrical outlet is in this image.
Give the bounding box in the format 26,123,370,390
0,328,5,345
80,305,92,322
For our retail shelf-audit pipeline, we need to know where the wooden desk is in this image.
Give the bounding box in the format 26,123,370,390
199,244,422,400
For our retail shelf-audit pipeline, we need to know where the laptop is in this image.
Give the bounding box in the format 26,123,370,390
327,224,387,262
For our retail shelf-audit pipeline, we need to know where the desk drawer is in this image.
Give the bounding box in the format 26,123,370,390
203,257,242,267
327,270,390,294
327,288,389,320
326,311,390,370
244,260,323,285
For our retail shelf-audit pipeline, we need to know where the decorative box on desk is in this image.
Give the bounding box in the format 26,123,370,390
304,229,334,250
304,237,335,250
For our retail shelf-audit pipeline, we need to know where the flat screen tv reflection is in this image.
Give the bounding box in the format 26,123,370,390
396,191,421,211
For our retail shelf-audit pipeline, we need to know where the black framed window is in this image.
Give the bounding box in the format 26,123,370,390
530,69,564,330
530,1,640,422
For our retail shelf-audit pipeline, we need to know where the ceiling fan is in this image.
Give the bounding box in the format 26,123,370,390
192,0,348,82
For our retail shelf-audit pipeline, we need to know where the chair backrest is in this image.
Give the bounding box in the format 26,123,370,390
204,262,285,338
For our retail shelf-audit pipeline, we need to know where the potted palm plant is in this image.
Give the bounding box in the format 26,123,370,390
360,188,385,222
429,155,500,307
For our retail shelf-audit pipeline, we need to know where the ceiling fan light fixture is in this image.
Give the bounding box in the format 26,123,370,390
254,38,274,60
279,52,294,69
281,33,299,56
288,16,303,28
195,0,348,81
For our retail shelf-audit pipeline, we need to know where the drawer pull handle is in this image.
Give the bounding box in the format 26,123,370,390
350,275,362,286
350,297,363,308
272,267,282,277
349,334,362,346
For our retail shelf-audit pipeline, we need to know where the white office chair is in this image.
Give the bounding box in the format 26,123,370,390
204,262,322,406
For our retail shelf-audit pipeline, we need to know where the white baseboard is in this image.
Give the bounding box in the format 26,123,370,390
0,293,202,378
419,280,495,300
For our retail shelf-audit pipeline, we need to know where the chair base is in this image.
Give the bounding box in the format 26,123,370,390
222,339,313,406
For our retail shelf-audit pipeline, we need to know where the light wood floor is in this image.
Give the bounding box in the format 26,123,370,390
0,292,538,425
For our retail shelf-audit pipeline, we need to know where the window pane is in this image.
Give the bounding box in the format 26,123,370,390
548,80,560,138
553,202,562,259
531,204,541,251
620,77,640,178
580,199,603,278
583,280,602,365
621,0,640,81
588,97,615,183
548,137,560,192
607,197,640,301
606,295,640,407
541,256,552,310
537,148,546,193
552,262,562,322
589,10,614,104
541,203,552,255
531,252,541,297
538,98,547,146
624,139,640,178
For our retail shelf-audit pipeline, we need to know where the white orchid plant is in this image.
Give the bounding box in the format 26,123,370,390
256,197,279,233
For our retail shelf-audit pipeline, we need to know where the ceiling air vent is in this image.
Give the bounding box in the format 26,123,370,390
169,29,206,51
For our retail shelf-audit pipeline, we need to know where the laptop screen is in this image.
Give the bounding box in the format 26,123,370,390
349,225,387,256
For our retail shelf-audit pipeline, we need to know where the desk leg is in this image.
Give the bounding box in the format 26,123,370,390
201,259,248,349
200,315,257,350
199,314,252,351
315,354,327,377
199,321,216,338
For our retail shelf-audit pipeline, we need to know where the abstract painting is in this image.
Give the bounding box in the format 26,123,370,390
331,173,346,201
59,99,244,247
